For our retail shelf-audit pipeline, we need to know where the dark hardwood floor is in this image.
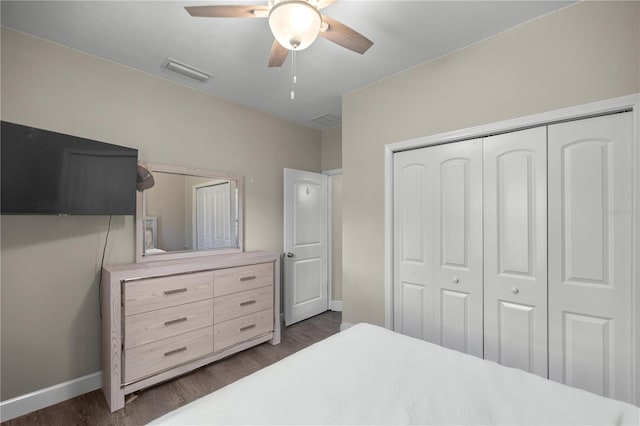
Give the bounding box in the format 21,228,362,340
3,311,341,426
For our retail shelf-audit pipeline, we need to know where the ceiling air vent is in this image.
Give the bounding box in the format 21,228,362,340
311,113,342,127
163,58,211,82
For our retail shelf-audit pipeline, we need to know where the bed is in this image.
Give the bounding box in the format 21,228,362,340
150,323,639,425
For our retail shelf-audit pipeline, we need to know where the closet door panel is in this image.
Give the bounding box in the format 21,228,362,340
497,151,533,275
393,149,434,341
440,160,468,267
562,312,612,397
497,300,536,372
440,290,470,352
432,139,483,357
399,282,429,339
483,127,548,377
548,112,633,403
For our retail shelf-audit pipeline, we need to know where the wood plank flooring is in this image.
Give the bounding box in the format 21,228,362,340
3,311,341,426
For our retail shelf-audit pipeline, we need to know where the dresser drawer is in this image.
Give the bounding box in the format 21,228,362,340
214,286,273,324
124,271,213,316
125,299,213,349
124,327,213,383
214,263,273,297
214,309,273,352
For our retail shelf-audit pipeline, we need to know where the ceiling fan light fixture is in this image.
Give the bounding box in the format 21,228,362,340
268,0,321,51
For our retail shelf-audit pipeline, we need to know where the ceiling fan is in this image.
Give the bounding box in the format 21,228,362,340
185,0,374,67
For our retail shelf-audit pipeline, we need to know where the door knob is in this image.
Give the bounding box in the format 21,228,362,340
512,287,519,294
286,252,295,258
452,277,460,284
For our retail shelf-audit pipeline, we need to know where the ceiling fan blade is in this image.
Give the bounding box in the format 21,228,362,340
268,39,289,68
317,0,337,9
185,5,269,18
319,15,373,54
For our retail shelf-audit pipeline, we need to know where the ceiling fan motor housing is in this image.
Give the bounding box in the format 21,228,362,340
268,0,322,50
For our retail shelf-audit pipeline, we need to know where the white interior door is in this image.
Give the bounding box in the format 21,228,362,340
196,182,232,249
483,127,548,378
393,139,483,357
548,112,634,403
284,168,328,326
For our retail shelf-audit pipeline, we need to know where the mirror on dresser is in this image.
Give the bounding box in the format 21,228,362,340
136,162,243,262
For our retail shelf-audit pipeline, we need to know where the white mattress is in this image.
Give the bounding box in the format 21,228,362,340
150,323,639,425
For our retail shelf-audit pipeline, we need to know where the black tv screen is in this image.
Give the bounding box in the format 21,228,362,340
1,121,138,215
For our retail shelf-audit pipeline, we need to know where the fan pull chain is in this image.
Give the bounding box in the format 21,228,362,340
290,50,297,101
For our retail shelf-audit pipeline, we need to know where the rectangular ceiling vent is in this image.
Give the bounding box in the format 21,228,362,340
311,113,342,127
163,58,211,82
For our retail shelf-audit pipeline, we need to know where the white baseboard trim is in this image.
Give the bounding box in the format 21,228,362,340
0,371,101,422
340,322,354,331
330,300,343,312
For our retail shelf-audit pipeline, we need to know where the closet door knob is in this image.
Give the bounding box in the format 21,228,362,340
512,287,520,294
452,277,460,284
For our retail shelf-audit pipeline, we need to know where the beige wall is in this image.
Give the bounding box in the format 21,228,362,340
0,28,320,400
321,126,342,170
342,1,640,326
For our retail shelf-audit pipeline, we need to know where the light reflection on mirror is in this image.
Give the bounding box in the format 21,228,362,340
143,171,239,256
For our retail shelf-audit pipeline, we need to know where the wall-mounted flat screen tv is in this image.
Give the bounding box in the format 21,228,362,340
1,121,138,215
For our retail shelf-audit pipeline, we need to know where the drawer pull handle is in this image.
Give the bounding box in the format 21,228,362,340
164,288,187,296
164,317,188,326
240,276,256,282
240,300,257,307
240,324,256,332
164,346,187,357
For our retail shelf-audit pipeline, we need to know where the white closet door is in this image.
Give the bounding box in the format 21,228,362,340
431,139,483,357
548,113,633,403
393,148,434,340
483,127,548,377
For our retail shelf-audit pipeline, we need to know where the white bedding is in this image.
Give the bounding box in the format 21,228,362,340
151,323,639,425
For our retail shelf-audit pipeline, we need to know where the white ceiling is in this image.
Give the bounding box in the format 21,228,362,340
1,0,573,129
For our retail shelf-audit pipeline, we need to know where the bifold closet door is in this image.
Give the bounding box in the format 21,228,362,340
393,139,483,357
548,112,634,403
393,148,433,340
483,127,548,378
431,140,483,357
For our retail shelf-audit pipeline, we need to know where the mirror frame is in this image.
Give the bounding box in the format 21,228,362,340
135,161,244,263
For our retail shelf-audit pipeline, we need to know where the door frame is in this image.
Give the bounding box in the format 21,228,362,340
323,168,343,312
384,93,640,403
283,168,329,326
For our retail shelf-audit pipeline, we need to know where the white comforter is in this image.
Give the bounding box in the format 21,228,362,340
151,323,639,425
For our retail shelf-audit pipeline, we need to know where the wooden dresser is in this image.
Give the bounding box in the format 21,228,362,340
101,251,280,412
